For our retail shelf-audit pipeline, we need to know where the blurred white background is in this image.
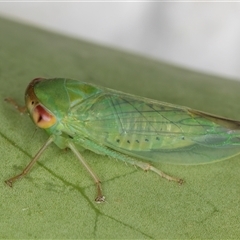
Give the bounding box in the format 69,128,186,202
0,2,240,80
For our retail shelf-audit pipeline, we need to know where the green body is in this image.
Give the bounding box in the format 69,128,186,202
34,78,240,165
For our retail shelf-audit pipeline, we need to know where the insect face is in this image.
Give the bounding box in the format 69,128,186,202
25,78,57,129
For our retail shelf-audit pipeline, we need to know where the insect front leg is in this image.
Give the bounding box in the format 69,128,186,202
5,136,54,186
5,98,27,114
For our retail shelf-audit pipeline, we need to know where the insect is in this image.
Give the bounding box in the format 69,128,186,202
5,77,240,202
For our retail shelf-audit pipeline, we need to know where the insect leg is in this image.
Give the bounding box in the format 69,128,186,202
68,142,105,203
127,159,184,184
5,98,27,114
5,136,54,187
83,139,183,184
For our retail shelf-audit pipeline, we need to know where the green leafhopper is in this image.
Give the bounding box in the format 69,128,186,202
5,78,240,202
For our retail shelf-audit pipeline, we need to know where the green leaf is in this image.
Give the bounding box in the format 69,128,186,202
1,17,240,239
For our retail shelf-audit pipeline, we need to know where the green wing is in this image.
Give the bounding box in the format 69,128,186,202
67,88,240,165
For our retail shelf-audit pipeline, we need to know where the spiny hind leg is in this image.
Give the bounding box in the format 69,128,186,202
82,139,184,185
125,157,183,184
137,161,183,184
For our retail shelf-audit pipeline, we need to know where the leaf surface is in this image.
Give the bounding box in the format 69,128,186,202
1,17,240,238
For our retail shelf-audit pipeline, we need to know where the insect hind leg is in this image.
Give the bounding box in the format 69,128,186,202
134,161,183,184
83,139,183,184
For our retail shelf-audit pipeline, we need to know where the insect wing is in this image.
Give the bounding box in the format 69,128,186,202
66,86,240,165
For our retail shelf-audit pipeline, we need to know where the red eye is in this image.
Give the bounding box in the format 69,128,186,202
32,105,57,128
35,105,52,122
